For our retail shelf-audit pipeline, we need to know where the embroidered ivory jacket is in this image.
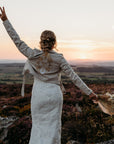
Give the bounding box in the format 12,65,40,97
3,19,93,96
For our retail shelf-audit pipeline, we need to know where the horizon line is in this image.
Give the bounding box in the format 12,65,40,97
0,59,114,63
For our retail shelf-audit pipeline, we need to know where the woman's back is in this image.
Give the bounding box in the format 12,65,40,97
28,49,63,75
0,7,98,144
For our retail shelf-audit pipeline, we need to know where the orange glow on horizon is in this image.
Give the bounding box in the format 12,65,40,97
0,39,114,61
79,55,88,60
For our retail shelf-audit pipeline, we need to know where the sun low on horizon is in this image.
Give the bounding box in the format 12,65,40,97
0,38,114,62
0,0,114,62
79,55,88,60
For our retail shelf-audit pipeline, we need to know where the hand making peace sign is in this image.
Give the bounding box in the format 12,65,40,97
0,7,7,21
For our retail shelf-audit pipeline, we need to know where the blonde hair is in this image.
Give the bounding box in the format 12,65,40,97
39,30,57,71
40,30,56,51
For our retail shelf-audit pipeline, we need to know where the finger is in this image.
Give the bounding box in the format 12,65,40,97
0,7,3,12
0,7,2,12
3,6,5,12
3,7,5,14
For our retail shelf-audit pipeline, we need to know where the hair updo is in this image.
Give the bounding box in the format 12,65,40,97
38,30,57,71
40,30,56,52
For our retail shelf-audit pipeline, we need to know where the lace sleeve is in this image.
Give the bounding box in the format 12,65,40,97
60,55,92,95
3,19,35,58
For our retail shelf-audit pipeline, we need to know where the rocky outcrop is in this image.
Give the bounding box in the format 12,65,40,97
96,139,114,144
0,84,114,144
66,140,82,144
3,116,32,144
0,116,18,142
66,139,114,144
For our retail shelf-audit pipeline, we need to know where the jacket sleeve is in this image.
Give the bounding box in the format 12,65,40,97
60,55,93,95
3,19,36,58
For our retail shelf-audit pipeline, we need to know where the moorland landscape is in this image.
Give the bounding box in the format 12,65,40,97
0,63,114,144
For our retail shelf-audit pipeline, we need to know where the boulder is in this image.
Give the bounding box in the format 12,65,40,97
4,116,32,144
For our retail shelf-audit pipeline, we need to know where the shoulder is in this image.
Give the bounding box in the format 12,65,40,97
27,48,43,59
32,48,43,56
55,52,69,65
50,50,69,65
50,50,63,57
33,48,42,53
50,50,64,62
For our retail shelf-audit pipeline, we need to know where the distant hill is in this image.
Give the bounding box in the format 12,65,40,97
0,59,114,67
0,59,26,63
68,59,114,67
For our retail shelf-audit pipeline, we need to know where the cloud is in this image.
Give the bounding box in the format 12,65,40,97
57,39,98,50
57,39,114,61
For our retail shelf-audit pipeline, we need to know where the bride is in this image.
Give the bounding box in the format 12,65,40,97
0,7,97,144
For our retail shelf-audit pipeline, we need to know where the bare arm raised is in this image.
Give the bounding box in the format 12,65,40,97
0,7,38,58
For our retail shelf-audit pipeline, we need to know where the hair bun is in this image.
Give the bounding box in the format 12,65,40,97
40,30,56,51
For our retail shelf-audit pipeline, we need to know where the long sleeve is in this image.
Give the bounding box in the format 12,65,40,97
3,19,36,58
60,55,93,95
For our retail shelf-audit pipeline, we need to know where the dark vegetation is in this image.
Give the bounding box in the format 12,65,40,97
0,63,114,144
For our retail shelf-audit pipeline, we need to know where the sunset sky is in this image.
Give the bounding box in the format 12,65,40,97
0,0,114,61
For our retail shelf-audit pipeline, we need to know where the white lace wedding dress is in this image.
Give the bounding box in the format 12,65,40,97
3,19,93,144
29,77,63,144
